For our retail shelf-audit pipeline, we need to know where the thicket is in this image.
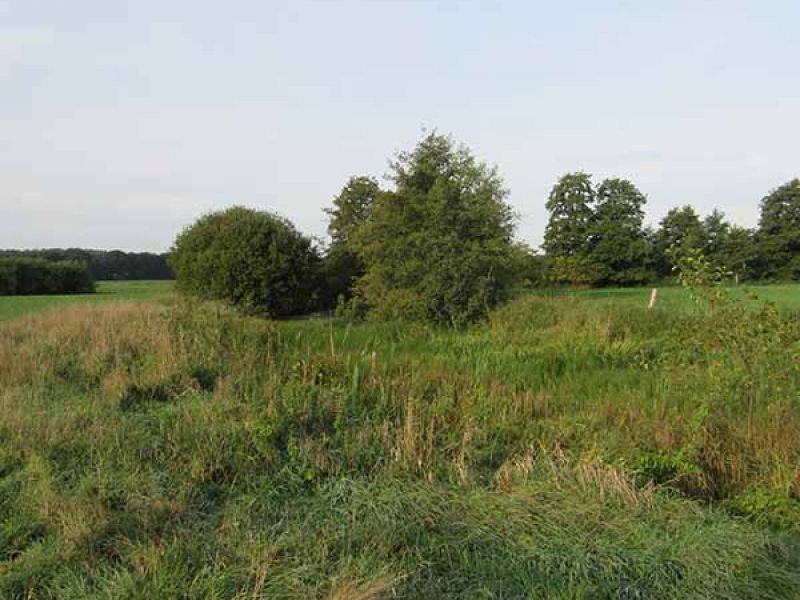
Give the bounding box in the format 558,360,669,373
0,248,173,280
169,206,320,317
0,257,94,295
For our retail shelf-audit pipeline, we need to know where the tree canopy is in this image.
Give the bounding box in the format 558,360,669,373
322,176,381,303
758,179,800,280
350,133,516,326
169,206,319,316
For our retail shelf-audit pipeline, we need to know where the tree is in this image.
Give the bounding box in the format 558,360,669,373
542,172,597,285
169,206,319,316
757,178,800,280
589,178,651,285
542,173,652,286
721,225,757,281
702,209,730,263
653,205,705,278
351,133,516,326
322,176,380,303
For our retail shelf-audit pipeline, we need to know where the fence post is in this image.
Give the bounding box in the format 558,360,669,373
647,288,658,309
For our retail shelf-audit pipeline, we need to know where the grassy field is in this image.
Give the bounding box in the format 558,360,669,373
1,282,800,597
0,280,173,322
531,283,800,312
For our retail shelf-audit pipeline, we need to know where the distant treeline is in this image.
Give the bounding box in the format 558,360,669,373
536,175,800,287
0,249,173,281
0,257,95,295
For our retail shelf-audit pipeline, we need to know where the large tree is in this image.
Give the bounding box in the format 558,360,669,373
323,176,380,302
702,209,730,263
351,133,516,326
589,178,650,285
543,174,651,286
542,172,597,284
653,205,705,278
721,225,757,281
757,178,800,280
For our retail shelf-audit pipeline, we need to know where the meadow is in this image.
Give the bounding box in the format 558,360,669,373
1,281,799,598
0,281,174,323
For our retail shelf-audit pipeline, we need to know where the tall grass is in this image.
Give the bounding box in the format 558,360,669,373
0,294,799,598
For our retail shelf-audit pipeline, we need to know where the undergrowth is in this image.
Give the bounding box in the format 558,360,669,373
0,292,799,598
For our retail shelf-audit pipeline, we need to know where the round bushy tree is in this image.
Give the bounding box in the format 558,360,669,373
351,133,516,326
169,206,319,316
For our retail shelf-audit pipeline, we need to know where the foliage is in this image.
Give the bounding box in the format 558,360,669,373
0,248,173,280
509,243,550,288
169,206,319,316
538,174,800,286
590,178,651,285
352,133,516,326
543,173,651,285
322,176,381,303
652,205,705,278
757,178,800,280
0,257,94,296
543,172,595,260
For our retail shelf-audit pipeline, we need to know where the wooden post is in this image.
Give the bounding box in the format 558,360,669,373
647,288,658,309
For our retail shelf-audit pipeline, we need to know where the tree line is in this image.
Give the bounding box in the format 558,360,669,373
171,132,799,325
0,257,95,295
0,249,173,281
540,173,800,286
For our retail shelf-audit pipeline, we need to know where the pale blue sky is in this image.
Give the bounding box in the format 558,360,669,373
2,0,798,251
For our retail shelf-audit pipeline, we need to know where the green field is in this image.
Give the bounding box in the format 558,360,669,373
1,282,800,597
2,281,798,325
0,280,173,322
531,283,800,311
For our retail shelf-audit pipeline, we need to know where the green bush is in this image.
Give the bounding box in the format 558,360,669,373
169,206,319,316
352,133,517,326
0,258,94,295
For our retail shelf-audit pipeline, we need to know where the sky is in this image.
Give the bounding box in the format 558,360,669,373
2,0,799,252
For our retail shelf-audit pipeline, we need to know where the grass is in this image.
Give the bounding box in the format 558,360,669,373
530,283,800,312
0,283,799,597
0,280,173,322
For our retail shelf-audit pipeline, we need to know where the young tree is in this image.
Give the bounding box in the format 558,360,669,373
351,133,516,326
589,178,651,285
757,178,800,280
322,176,380,303
169,206,319,316
543,172,597,284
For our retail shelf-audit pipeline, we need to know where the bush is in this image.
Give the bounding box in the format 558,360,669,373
0,258,94,295
352,133,517,326
169,206,319,316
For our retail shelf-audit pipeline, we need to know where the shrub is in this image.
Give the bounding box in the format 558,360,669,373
169,206,319,316
0,258,94,295
352,133,517,326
